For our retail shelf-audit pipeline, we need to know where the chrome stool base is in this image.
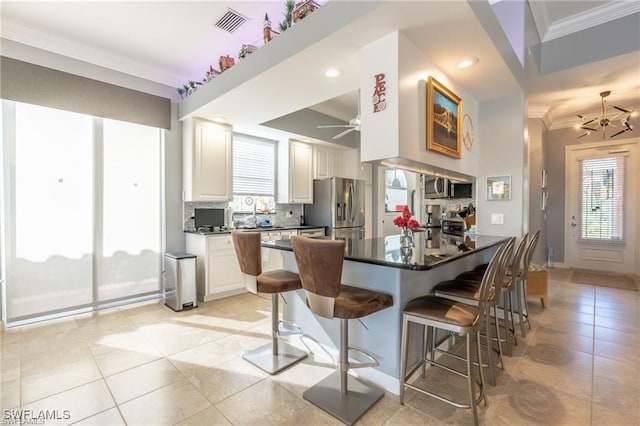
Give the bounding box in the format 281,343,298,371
303,371,384,426
242,293,307,375
243,341,307,375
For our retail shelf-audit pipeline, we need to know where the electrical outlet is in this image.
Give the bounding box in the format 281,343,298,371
491,213,504,225
286,211,293,218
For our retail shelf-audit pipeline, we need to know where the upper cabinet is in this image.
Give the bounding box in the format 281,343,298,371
313,145,343,180
183,118,233,202
277,140,313,204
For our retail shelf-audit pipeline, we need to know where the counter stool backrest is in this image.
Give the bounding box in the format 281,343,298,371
509,233,530,283
496,237,516,284
524,230,541,270
291,236,346,319
231,231,262,276
475,241,508,326
520,230,541,281
231,230,263,293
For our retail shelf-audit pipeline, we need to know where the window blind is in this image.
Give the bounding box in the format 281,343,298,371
232,136,275,195
579,155,625,241
1,57,171,129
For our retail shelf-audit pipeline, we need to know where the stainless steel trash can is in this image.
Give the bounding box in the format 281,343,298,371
164,252,197,311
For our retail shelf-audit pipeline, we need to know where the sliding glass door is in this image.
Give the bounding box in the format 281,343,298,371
98,119,161,302
10,103,94,318
2,101,162,323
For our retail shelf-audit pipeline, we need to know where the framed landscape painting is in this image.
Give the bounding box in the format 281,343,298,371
426,76,462,159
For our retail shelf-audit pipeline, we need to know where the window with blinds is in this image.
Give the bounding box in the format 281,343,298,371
579,155,625,241
231,135,276,213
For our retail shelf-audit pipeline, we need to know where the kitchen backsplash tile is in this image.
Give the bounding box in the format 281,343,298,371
183,202,303,230
183,201,229,231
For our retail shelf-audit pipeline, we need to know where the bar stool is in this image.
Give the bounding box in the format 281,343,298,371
508,230,540,336
471,233,530,347
457,235,528,356
231,231,307,374
432,238,514,385
399,241,505,426
291,236,393,426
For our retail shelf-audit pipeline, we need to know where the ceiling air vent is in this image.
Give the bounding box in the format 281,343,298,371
214,9,248,33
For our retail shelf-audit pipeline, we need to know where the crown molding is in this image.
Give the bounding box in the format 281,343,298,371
527,105,548,119
1,20,183,87
543,1,640,42
549,116,579,130
527,0,550,42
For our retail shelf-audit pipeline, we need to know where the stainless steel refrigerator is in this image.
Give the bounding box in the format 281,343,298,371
305,177,365,239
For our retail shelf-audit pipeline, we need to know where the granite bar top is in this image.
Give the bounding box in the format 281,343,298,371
262,230,508,271
184,225,325,236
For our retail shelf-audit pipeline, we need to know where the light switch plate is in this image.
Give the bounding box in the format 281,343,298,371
491,213,504,225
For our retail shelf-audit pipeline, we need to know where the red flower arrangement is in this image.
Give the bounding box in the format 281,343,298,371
393,206,420,230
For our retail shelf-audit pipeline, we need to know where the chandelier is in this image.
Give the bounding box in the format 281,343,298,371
577,91,635,139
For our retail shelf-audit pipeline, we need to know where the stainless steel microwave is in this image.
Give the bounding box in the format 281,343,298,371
424,177,450,199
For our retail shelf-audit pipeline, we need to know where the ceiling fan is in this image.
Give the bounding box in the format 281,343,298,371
316,91,361,139
577,90,635,139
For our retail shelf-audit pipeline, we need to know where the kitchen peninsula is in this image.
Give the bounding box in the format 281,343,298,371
263,231,507,395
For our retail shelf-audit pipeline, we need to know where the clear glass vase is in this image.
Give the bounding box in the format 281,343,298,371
399,227,414,248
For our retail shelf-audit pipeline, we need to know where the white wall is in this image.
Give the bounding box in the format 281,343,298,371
358,31,480,179
476,94,526,237
359,32,400,162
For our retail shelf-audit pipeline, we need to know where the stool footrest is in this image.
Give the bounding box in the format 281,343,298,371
347,346,379,369
277,320,303,337
303,371,384,426
404,381,484,409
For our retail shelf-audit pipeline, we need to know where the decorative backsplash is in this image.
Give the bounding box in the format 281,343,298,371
426,198,475,220
183,201,304,231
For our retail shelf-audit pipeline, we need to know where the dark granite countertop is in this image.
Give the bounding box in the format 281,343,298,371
262,230,508,271
184,225,326,236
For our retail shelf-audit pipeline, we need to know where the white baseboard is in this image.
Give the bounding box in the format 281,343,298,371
548,262,569,269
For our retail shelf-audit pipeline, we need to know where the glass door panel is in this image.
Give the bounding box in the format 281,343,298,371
97,119,161,301
9,103,93,319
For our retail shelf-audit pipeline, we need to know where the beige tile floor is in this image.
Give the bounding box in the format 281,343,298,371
1,269,639,425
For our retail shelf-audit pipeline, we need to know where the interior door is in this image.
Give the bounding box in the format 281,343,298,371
565,140,638,274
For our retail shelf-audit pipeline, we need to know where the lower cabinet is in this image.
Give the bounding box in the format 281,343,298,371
261,230,296,272
186,233,245,302
185,228,324,300
297,227,325,238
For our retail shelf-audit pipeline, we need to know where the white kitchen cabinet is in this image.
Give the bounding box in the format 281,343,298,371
183,117,233,201
297,228,325,237
261,229,296,271
185,233,244,301
313,146,343,180
277,140,313,204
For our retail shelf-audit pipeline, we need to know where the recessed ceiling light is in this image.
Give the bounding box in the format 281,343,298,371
302,138,312,142
457,58,479,69
213,116,227,123
324,68,341,78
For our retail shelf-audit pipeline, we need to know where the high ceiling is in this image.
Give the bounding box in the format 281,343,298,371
1,1,639,138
